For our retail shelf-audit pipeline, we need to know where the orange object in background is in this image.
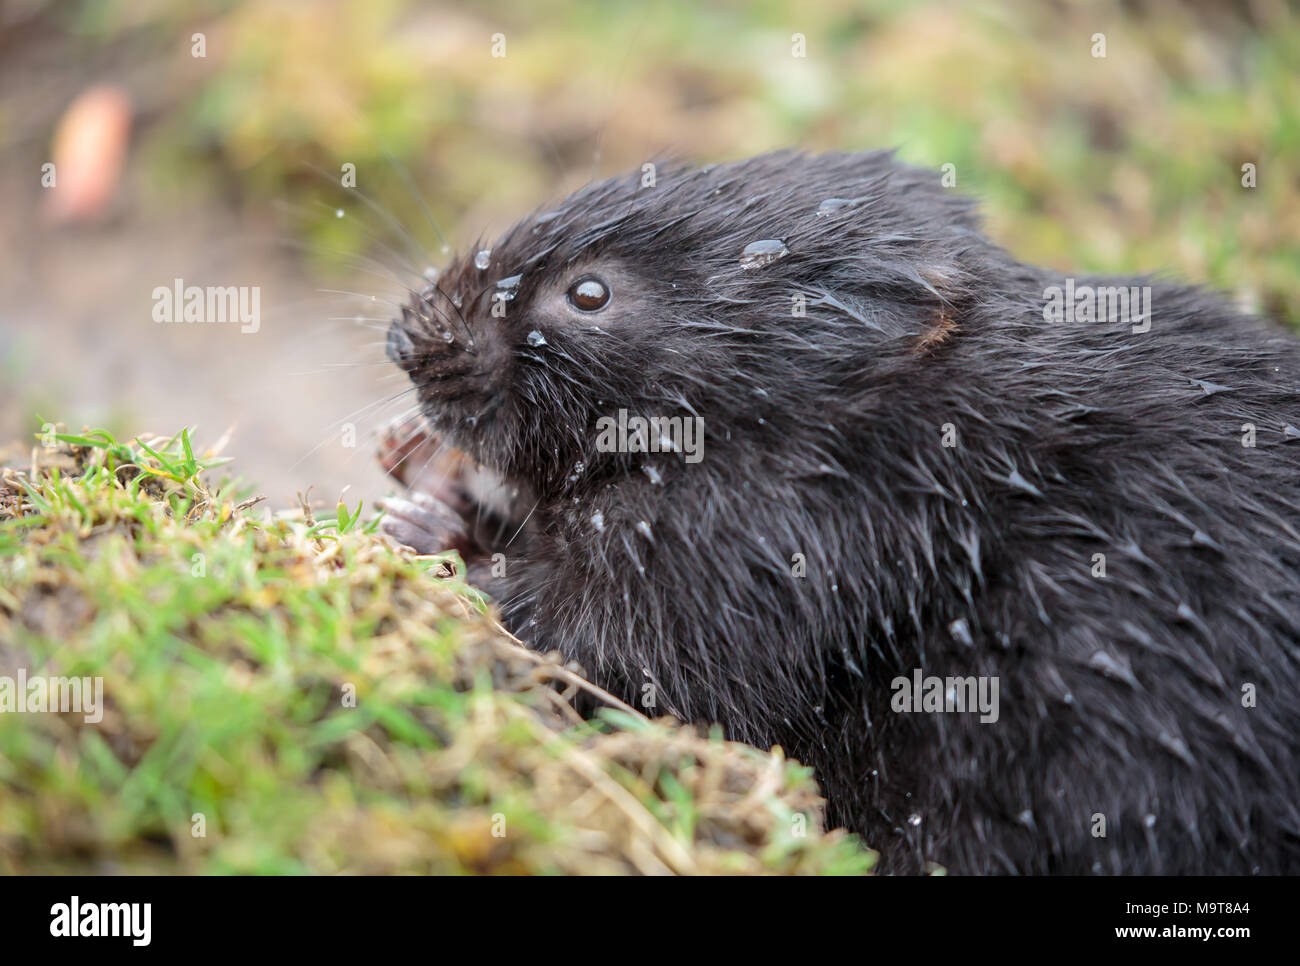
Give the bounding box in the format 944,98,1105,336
45,84,133,223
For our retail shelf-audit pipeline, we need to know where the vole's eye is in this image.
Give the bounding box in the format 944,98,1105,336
567,277,610,311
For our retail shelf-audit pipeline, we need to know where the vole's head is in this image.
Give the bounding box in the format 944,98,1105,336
387,150,988,490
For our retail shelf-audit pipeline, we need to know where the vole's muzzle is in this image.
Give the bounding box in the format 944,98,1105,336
386,318,420,373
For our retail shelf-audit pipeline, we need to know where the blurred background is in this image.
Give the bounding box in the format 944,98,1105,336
1,0,1297,505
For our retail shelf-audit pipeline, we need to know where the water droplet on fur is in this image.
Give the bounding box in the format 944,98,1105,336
533,210,562,230
949,618,974,647
907,813,922,827
591,511,605,531
1284,425,1300,441
474,249,491,270
495,274,522,299
451,292,463,308
526,330,547,347
739,239,788,269
816,198,853,216
423,266,439,282
441,330,454,343
1144,814,1157,828
567,461,585,483
1007,469,1042,497
1088,650,1138,685
642,465,663,485
635,520,653,539
1189,377,1233,396
1017,809,1035,827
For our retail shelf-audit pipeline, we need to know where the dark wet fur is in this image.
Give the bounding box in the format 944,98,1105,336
387,150,1300,874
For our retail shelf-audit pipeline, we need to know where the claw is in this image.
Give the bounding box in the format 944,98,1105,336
380,493,470,556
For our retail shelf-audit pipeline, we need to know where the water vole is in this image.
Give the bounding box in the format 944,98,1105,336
382,150,1300,874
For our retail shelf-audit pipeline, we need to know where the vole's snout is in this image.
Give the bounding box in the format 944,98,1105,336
388,282,472,376
386,317,420,373
387,275,497,438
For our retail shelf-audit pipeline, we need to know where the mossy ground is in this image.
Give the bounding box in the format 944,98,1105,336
0,426,873,875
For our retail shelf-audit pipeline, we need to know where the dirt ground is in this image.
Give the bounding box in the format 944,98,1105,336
0,176,407,509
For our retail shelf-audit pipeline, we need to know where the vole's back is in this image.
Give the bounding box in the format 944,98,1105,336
810,273,1300,873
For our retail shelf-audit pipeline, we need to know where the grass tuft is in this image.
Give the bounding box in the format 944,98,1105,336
0,426,873,875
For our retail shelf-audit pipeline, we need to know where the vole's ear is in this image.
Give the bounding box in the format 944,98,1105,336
907,261,973,356
911,306,960,356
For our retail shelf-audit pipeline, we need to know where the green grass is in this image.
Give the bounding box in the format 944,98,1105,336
0,426,874,874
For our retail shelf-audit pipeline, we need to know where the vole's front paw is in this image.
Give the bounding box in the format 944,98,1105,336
377,412,478,556
380,488,476,558
377,412,444,492
375,412,521,580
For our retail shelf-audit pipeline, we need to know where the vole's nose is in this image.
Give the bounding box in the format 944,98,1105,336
386,319,419,373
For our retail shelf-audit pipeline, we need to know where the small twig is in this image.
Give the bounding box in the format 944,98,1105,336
234,494,267,514
296,487,316,526
488,632,646,719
